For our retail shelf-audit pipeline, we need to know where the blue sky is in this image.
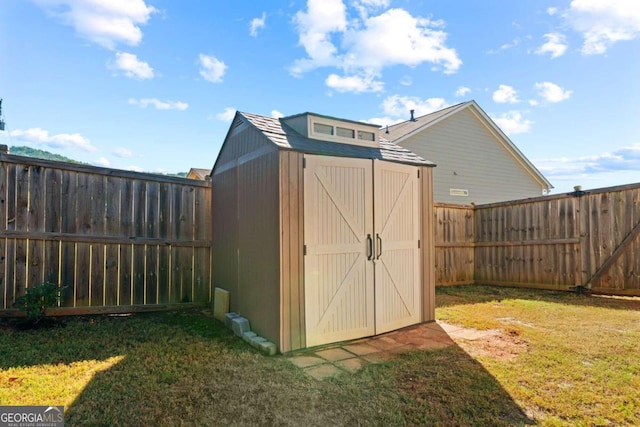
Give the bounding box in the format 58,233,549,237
1,0,639,193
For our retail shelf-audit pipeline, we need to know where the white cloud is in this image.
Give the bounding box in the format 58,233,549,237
492,85,520,104
10,128,97,152
536,143,640,176
271,110,284,118
534,82,572,103
488,38,520,54
547,7,559,16
491,111,533,135
455,86,471,97
291,1,461,91
128,98,188,110
366,116,404,127
125,165,144,172
249,12,266,37
567,0,640,55
342,9,461,74
113,147,134,158
216,107,236,121
325,72,384,93
95,157,110,166
535,33,568,58
381,95,448,118
352,0,391,19
291,0,347,74
199,54,227,83
33,0,157,50
112,52,154,79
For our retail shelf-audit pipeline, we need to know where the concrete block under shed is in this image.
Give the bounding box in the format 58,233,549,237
249,336,267,348
213,288,230,322
224,312,239,329
257,341,278,356
242,331,257,343
231,316,251,337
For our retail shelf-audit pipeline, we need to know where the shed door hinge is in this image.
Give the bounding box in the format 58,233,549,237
303,158,306,168
417,169,420,178
303,245,307,255
418,240,421,249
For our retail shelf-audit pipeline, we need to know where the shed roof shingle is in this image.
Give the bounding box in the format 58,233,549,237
240,111,435,167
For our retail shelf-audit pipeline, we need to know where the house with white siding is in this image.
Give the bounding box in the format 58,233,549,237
386,100,552,204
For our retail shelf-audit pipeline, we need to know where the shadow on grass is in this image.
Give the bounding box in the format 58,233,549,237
2,309,536,425
437,284,640,311
386,345,535,426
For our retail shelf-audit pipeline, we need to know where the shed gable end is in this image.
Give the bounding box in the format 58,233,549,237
213,116,277,175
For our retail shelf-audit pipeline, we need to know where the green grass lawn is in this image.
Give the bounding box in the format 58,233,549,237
1,286,638,426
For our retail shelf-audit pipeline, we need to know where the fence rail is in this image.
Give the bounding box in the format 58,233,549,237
435,183,640,296
0,153,212,314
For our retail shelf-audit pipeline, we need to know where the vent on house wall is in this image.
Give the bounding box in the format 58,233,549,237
450,188,469,196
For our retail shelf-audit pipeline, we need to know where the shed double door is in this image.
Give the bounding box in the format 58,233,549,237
304,155,421,347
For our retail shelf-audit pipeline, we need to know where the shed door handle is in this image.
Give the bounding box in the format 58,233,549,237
376,233,382,259
366,234,373,260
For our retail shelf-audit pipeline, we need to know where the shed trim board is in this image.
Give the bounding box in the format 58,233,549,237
303,155,421,347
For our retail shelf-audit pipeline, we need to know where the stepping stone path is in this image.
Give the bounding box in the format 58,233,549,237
285,321,468,380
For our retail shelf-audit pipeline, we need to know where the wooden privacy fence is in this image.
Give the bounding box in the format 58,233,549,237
435,183,640,296
0,151,212,315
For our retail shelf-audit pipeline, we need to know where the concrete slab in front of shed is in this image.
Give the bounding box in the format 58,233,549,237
315,347,355,362
288,355,326,368
342,342,380,356
304,363,343,380
367,336,405,351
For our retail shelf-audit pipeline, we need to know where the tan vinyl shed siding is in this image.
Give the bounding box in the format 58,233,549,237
212,124,281,346
399,108,545,204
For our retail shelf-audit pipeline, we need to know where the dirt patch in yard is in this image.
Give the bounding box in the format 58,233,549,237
455,329,528,360
440,321,529,361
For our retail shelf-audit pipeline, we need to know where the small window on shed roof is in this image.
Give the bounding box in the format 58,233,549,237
336,127,355,138
303,113,380,148
313,122,334,136
357,130,375,142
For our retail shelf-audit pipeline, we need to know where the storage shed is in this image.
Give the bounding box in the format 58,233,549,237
211,111,436,353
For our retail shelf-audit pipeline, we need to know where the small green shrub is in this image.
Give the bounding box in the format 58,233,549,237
13,282,66,323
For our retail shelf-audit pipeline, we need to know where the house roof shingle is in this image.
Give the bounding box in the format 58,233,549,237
383,102,468,142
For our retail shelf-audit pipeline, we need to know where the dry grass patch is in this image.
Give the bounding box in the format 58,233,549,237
437,285,640,426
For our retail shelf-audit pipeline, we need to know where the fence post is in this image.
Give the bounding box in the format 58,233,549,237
578,192,589,288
